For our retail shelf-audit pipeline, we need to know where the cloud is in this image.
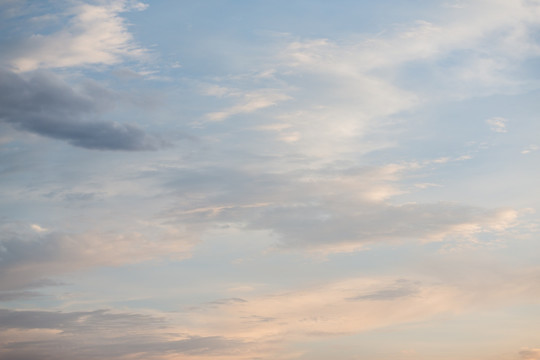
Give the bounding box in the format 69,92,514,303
0,308,161,331
521,144,538,154
486,117,508,133
4,0,148,72
185,0,540,169
521,349,540,360
0,68,165,150
247,201,517,253
276,0,540,102
181,270,540,343
3,268,539,359
0,308,245,360
347,279,419,301
0,291,41,302
162,163,519,254
204,88,291,122
0,221,195,291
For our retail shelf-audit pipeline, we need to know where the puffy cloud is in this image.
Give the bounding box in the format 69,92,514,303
3,0,148,72
0,68,165,150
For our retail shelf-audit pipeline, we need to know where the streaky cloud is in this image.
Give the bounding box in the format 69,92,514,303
3,0,148,72
0,308,246,360
0,68,166,151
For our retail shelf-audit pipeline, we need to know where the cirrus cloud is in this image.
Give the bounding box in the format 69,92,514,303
4,0,148,72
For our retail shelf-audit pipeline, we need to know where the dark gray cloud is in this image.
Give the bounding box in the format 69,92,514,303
0,308,245,360
0,68,164,150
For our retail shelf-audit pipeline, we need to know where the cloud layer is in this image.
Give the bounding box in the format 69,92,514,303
0,221,195,291
162,163,518,253
0,68,164,150
0,308,245,360
1,0,540,359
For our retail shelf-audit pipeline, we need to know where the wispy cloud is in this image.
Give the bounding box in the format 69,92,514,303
4,0,148,72
521,144,538,154
162,162,519,254
0,308,246,360
1,1,540,359
486,117,508,133
180,266,540,344
205,88,291,122
0,221,195,291
521,348,540,360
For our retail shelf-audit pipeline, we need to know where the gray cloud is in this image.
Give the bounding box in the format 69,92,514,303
348,279,419,301
189,297,248,311
208,297,247,306
0,291,41,302
0,308,162,332
247,201,510,250
0,68,164,151
0,222,193,291
160,165,517,253
2,336,243,360
0,308,244,360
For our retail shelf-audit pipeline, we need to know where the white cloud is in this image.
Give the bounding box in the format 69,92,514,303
414,183,442,189
8,0,148,72
521,144,539,154
486,117,508,133
205,89,291,122
200,0,540,164
188,0,540,166
277,0,540,100
30,224,48,233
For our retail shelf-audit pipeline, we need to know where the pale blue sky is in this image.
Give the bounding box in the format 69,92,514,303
1,1,540,359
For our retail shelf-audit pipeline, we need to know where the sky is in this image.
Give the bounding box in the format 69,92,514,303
1,0,540,359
